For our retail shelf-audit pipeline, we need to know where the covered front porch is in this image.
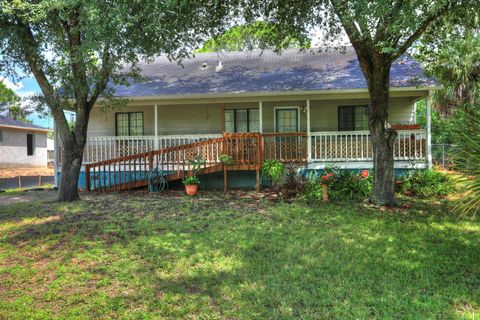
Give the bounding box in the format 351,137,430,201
55,91,432,172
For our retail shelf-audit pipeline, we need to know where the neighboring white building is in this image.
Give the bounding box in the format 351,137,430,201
0,116,52,168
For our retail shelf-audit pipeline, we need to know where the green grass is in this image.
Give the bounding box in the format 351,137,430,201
0,192,479,319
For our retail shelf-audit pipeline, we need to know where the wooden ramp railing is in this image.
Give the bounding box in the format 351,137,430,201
85,137,224,191
85,133,264,192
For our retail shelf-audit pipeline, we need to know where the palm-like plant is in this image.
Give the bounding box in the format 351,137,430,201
452,112,480,216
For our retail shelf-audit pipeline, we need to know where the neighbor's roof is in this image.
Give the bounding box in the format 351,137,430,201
110,47,436,98
0,116,52,133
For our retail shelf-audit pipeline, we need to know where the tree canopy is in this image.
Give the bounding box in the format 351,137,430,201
0,80,19,110
243,0,477,205
0,0,230,201
196,21,310,53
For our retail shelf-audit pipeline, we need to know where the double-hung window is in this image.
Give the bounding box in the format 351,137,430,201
338,106,369,131
115,112,144,136
224,109,259,133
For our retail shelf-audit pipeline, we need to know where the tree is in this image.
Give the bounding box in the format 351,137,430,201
0,80,19,110
248,0,476,205
196,21,310,52
0,0,229,201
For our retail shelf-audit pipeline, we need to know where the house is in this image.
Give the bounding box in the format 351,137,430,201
0,116,52,168
54,48,435,191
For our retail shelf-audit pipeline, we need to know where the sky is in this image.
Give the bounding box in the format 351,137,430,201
1,76,53,128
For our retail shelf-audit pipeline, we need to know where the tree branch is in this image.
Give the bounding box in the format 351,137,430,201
87,45,112,111
13,18,72,140
392,1,457,60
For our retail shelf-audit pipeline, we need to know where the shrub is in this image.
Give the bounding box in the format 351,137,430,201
400,169,455,197
328,169,372,201
283,164,307,199
303,166,372,201
261,160,285,189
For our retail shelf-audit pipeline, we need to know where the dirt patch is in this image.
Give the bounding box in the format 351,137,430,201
0,190,57,205
0,166,54,178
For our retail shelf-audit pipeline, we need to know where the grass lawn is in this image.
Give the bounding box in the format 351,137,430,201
0,191,479,319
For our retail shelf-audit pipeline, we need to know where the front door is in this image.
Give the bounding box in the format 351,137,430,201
275,108,299,133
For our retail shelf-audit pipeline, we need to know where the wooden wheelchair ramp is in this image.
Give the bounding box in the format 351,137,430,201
84,133,263,192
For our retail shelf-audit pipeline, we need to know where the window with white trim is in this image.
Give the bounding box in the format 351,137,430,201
275,108,298,133
115,112,144,136
224,109,259,133
338,106,369,131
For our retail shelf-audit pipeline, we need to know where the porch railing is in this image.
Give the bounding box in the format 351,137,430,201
59,134,222,165
263,132,308,162
310,129,427,161
60,130,427,167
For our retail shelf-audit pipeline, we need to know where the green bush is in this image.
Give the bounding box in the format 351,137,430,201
328,168,372,201
261,160,285,188
400,169,455,197
303,166,372,201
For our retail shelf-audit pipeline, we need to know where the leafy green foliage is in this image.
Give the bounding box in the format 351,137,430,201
0,0,232,200
219,154,233,165
400,169,455,197
196,21,310,53
182,176,200,185
452,112,480,216
417,31,480,118
261,159,285,187
0,81,19,110
304,166,372,201
325,166,372,201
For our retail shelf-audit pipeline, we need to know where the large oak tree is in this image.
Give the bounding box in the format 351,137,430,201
0,0,229,201
246,0,476,205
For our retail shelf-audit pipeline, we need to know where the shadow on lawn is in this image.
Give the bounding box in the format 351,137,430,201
2,193,479,318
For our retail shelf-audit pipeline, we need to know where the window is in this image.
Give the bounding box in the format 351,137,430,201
224,109,259,133
338,106,369,131
275,108,299,133
0,130,3,142
27,133,34,156
115,112,144,136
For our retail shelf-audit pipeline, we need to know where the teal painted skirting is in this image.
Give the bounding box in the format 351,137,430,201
60,168,420,190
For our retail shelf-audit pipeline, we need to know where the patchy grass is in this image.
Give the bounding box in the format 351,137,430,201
0,191,479,319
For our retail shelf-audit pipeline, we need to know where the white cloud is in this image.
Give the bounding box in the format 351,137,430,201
0,77,24,91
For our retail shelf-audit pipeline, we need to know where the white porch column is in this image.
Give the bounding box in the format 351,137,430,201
306,99,311,162
426,92,433,168
154,104,159,150
53,121,59,188
258,101,263,133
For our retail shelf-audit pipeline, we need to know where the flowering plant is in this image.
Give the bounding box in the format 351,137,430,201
320,172,334,185
360,169,369,178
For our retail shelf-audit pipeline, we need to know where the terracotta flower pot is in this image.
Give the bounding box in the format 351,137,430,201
185,184,198,196
322,183,329,203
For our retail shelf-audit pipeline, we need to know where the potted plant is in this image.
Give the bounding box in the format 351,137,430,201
182,176,200,195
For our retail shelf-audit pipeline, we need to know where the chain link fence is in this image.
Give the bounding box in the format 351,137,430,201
432,144,458,168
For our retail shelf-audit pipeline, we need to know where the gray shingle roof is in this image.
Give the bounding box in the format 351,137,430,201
0,115,51,131
111,47,435,97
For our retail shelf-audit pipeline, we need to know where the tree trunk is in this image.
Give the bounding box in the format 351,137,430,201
57,141,85,202
367,66,398,206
